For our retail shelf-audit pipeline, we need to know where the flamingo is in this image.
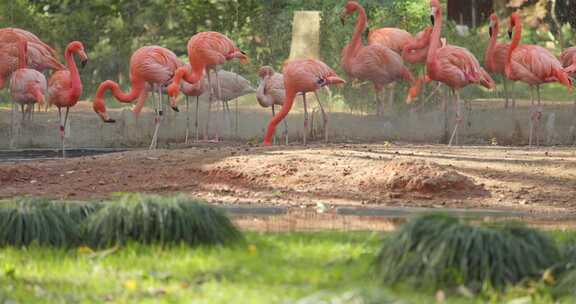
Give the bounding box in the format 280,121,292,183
506,12,572,146
257,66,288,144
485,14,515,108
0,28,64,90
167,31,249,141
263,59,345,146
401,27,433,65
339,1,420,117
47,41,88,158
9,40,47,146
92,46,183,149
415,0,495,146
561,47,576,142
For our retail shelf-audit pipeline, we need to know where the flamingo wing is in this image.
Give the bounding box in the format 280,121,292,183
368,28,412,53
48,70,72,106
351,44,407,85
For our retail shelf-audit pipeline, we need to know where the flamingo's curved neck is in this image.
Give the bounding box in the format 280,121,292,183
263,87,297,145
65,47,82,100
185,61,205,84
507,16,522,65
488,20,499,53
427,6,443,67
344,4,367,64
96,79,145,102
18,40,27,70
256,76,271,107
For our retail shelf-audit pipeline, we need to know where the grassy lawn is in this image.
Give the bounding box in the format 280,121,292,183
0,231,574,303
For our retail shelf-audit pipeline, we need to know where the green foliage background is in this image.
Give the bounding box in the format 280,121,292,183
1,0,573,110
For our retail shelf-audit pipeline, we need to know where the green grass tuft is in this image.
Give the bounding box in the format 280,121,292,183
376,214,560,292
83,193,243,248
0,198,92,247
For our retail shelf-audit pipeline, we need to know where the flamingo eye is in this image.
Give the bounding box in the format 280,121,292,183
317,78,326,86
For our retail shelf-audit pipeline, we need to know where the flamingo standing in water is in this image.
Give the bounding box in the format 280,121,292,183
485,14,515,108
415,0,494,146
47,41,88,158
339,1,420,116
263,59,345,146
257,66,288,144
92,46,183,149
9,40,47,146
506,12,572,146
167,31,249,141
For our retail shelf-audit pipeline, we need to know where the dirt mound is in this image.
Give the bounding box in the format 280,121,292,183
358,159,481,197
0,166,36,183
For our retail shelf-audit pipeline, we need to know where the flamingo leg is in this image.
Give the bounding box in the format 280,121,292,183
149,84,163,150
303,93,309,146
376,86,384,117
528,86,535,147
62,107,69,158
387,83,396,113
9,102,15,149
313,91,329,143
195,96,200,142
536,85,542,146
511,81,516,108
235,98,239,138
215,69,223,141
185,96,190,144
205,68,213,141
271,105,277,145
448,90,461,146
503,78,510,109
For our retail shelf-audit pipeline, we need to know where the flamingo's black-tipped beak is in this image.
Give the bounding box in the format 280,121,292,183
508,31,512,39
104,118,116,123
489,27,493,38
430,15,435,26
171,106,180,112
81,59,88,69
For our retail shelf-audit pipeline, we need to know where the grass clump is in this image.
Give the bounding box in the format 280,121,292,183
376,214,559,291
83,193,243,248
0,198,95,247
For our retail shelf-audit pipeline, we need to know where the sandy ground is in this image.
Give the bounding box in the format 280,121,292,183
1,143,576,219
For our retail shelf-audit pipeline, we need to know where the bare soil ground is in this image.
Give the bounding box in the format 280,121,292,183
1,143,576,218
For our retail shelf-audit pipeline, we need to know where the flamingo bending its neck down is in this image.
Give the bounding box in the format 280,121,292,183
257,66,288,144
92,46,183,149
485,14,515,108
167,32,249,141
505,12,572,146
415,0,494,146
340,1,420,116
263,59,345,146
48,41,88,158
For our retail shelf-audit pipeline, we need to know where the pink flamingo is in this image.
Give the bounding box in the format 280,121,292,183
263,59,345,146
506,12,572,146
340,1,420,116
47,41,88,157
0,28,64,90
485,14,515,108
167,32,249,142
257,66,288,144
401,27,433,65
92,46,183,149
9,40,47,146
416,0,495,146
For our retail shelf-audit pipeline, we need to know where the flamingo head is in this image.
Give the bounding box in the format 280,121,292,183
67,41,88,68
508,12,520,39
340,1,360,25
489,14,498,37
258,66,274,79
430,0,441,25
93,98,115,123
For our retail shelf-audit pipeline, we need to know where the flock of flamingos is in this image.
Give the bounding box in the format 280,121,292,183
3,0,576,155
